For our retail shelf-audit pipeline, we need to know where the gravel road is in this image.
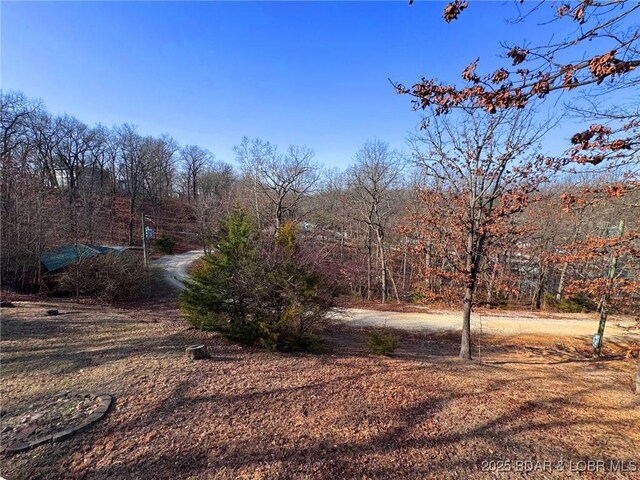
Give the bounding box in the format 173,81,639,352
152,250,203,289
338,308,640,339
153,252,639,339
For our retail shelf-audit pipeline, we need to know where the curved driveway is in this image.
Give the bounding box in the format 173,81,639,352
153,252,639,339
152,250,203,289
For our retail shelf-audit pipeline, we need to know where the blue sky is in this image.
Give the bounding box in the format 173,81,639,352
0,1,606,168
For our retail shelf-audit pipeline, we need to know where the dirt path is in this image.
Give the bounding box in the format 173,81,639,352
152,250,202,289
338,308,640,339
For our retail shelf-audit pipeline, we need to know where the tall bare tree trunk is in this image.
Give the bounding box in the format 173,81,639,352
388,266,400,303
366,227,372,301
378,231,387,303
425,241,432,291
127,194,136,246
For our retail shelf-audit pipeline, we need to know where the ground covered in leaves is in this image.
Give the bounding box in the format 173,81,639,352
1,301,639,479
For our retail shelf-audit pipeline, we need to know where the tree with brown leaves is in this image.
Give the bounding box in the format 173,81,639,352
407,107,555,359
397,0,639,174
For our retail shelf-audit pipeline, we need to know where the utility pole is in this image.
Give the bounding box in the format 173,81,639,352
593,219,625,357
142,212,150,298
141,212,149,268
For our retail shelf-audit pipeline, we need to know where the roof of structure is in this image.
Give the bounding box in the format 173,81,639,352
41,245,121,271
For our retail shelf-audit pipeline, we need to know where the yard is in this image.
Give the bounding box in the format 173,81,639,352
1,301,639,479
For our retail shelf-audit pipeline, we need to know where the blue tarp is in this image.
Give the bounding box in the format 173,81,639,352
41,245,120,272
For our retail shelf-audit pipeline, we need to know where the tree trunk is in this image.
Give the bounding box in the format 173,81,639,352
532,262,548,310
388,262,401,303
486,258,498,307
402,244,407,291
378,234,387,303
460,229,476,360
128,197,135,246
594,220,625,357
460,225,484,360
425,242,432,291
461,284,473,360
555,261,569,302
253,174,261,229
366,227,372,301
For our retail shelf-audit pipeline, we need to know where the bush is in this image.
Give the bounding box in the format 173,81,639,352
153,235,176,254
180,209,337,352
544,292,598,313
53,251,146,303
367,328,397,355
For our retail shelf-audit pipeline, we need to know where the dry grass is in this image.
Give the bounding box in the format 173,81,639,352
1,300,639,479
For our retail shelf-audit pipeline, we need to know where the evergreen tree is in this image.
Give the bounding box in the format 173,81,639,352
180,209,336,350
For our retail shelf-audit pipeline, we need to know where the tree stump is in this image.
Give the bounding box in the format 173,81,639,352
186,344,209,360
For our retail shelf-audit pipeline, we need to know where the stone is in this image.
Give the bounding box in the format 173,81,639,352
85,412,103,424
5,441,30,454
51,428,75,442
46,309,59,316
186,344,209,360
28,435,53,447
3,394,114,453
0,301,14,308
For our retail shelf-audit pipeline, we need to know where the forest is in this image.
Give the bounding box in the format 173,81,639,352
2,89,638,317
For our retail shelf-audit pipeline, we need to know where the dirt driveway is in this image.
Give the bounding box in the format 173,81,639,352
152,252,639,343
152,250,203,289
338,308,640,340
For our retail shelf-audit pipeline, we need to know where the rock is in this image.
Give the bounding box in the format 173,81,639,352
46,309,59,316
186,344,209,360
0,301,14,308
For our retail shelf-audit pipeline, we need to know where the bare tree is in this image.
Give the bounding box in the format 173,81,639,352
235,137,319,232
180,145,212,201
349,140,404,303
193,161,236,253
116,124,148,245
1,91,42,161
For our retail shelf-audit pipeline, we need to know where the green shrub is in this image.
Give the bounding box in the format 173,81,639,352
367,328,397,356
153,235,176,254
544,292,598,313
180,210,336,352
